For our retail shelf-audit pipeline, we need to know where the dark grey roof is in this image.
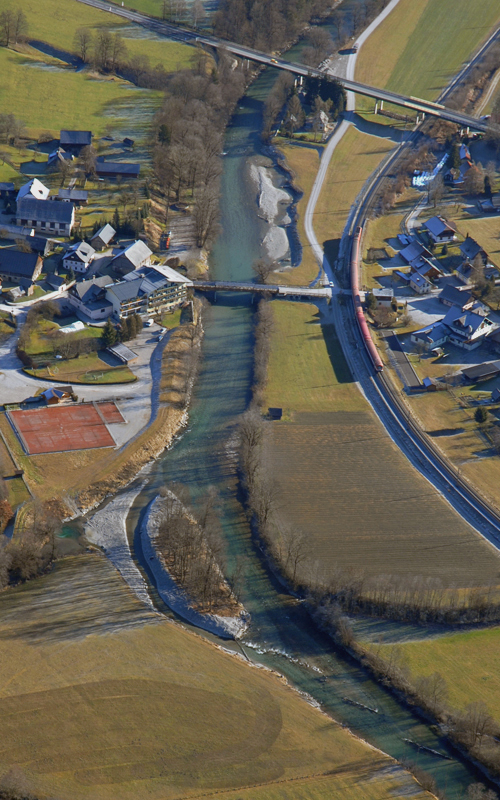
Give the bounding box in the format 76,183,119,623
0,182,15,191
17,198,74,224
46,274,66,289
71,275,112,302
58,189,88,202
462,361,500,381
460,236,485,261
96,160,140,176
0,249,40,278
24,236,49,254
440,284,473,307
60,130,92,146
423,216,456,236
107,278,143,302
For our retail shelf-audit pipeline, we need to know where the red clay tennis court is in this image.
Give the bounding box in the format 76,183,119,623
9,403,120,455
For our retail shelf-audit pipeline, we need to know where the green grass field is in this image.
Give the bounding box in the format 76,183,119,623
0,553,432,800
377,626,500,722
265,302,365,414
0,48,140,137
0,0,193,71
356,0,500,104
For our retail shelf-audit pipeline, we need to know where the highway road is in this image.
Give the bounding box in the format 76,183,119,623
74,0,491,132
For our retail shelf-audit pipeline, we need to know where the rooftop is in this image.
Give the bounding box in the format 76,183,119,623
0,249,40,278
112,240,152,268
423,215,456,237
17,197,74,224
91,223,115,245
60,130,92,146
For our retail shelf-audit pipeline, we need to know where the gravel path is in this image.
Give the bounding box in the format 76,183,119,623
86,488,158,612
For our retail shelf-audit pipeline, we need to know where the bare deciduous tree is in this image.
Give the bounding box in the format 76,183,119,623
74,27,93,62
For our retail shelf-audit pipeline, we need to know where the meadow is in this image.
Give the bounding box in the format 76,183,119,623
264,302,366,414
355,0,500,108
377,626,500,722
0,48,141,137
0,553,432,800
263,303,500,586
0,0,193,71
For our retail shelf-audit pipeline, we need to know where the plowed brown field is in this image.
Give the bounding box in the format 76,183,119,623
265,412,500,587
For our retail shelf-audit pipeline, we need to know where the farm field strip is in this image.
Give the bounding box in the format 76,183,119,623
0,554,431,800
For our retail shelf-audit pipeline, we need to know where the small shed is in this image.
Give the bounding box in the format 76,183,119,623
423,377,438,392
41,386,73,405
268,407,283,420
107,343,138,364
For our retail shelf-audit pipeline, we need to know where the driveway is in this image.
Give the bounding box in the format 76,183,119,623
0,311,169,448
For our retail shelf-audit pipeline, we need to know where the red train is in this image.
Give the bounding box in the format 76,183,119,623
350,225,384,372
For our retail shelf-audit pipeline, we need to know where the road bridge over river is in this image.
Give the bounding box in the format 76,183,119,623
75,0,493,133
193,281,331,298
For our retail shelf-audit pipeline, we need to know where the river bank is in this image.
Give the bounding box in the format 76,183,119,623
75,311,204,515
141,495,249,639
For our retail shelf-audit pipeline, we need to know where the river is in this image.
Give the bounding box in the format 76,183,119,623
68,10,489,799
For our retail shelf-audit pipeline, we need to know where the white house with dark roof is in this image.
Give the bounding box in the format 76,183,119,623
459,236,487,265
412,306,497,351
422,216,457,244
63,241,96,274
111,240,153,275
68,275,114,320
409,271,432,294
16,178,50,204
16,198,75,236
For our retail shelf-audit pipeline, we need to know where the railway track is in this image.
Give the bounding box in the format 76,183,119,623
336,117,500,549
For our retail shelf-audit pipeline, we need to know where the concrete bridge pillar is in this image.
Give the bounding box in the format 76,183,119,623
380,100,384,111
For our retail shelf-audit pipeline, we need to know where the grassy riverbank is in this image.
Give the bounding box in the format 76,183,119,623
0,553,434,800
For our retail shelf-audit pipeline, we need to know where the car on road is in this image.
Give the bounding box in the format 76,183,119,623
145,319,154,327
270,58,278,64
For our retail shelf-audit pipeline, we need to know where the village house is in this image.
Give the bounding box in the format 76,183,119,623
59,130,92,155
105,265,192,319
371,287,394,307
439,284,474,311
16,178,50,204
90,223,115,251
412,306,497,351
111,240,153,276
443,306,496,349
16,198,75,236
63,241,96,274
409,271,432,294
411,322,449,350
459,236,487,265
57,188,88,206
462,361,500,383
0,249,43,288
47,148,74,171
67,276,114,321
422,216,457,244
399,240,434,268
41,386,73,405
